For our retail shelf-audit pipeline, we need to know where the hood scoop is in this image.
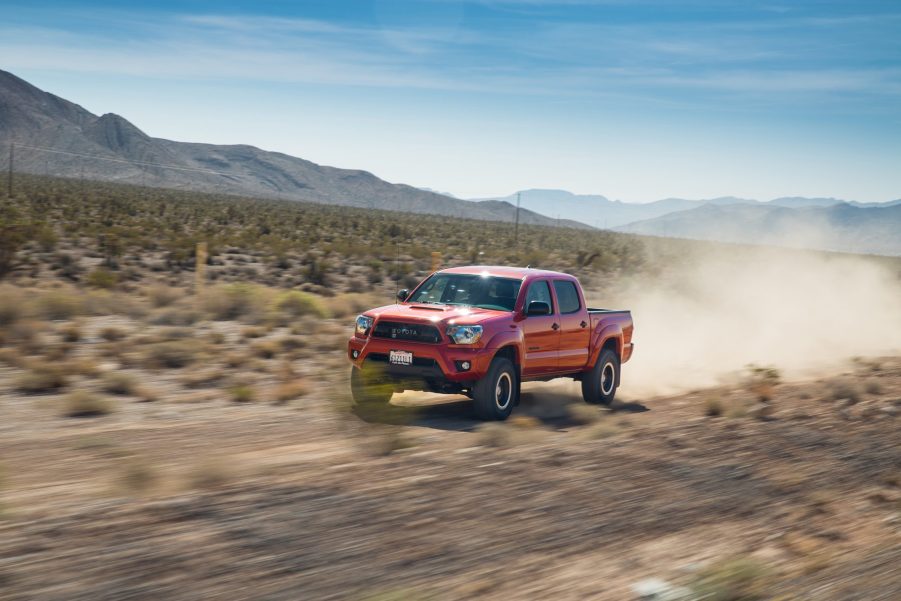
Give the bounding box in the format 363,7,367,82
408,304,447,311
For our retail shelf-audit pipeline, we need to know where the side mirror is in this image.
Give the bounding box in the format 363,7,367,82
396,289,410,303
526,300,551,316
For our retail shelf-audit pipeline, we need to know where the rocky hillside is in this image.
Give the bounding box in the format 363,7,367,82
0,69,585,228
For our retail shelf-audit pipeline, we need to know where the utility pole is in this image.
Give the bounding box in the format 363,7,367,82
7,143,13,197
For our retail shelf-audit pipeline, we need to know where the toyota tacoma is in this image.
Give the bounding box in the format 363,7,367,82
347,266,634,420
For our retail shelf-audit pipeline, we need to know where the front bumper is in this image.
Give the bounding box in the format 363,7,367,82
347,335,492,384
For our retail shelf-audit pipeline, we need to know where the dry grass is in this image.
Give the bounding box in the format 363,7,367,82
229,385,255,403
101,372,137,395
270,380,310,404
16,365,68,394
142,340,202,369
690,556,770,601
62,391,112,417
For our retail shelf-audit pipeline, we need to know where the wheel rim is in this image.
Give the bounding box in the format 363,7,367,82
600,362,615,396
495,372,513,411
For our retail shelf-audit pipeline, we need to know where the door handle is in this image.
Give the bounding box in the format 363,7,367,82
551,323,560,331
580,321,587,328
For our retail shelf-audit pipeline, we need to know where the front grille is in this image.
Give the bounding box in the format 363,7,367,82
372,321,442,344
368,353,438,368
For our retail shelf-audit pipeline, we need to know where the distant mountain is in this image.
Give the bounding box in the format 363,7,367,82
614,202,901,256
477,190,900,251
0,69,585,229
473,189,704,229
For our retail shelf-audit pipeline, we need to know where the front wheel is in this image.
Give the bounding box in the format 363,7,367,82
582,349,619,405
472,357,517,420
350,365,393,406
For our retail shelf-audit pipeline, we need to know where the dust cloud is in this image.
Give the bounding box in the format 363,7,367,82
593,247,901,397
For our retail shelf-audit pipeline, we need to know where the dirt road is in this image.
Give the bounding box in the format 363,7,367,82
1,358,899,600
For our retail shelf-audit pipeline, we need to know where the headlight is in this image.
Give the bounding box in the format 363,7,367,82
446,324,483,345
355,315,373,337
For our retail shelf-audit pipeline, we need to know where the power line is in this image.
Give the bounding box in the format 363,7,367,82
14,144,233,176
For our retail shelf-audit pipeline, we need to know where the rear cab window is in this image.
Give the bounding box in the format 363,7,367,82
552,280,581,314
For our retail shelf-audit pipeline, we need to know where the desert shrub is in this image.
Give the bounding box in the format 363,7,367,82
691,556,769,601
148,307,200,326
745,364,781,402
17,365,67,394
99,326,127,341
251,340,279,359
63,391,112,417
224,352,248,368
241,326,266,339
275,290,329,319
59,323,81,342
85,267,118,289
146,284,182,308
36,289,83,320
830,382,862,404
864,380,883,395
101,372,136,395
207,331,226,345
704,397,725,417
271,380,310,404
202,283,270,321
230,385,255,403
142,340,201,369
61,358,100,377
0,286,23,325
181,369,225,389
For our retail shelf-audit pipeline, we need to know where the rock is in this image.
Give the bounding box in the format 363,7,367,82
632,577,692,600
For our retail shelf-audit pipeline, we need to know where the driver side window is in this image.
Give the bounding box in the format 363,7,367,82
525,280,553,312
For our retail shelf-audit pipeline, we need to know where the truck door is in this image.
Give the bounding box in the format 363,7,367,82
520,279,560,376
552,279,591,371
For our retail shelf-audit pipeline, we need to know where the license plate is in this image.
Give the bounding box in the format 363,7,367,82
389,350,413,366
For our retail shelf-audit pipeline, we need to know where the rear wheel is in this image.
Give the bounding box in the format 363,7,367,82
350,365,393,406
472,357,517,420
582,348,619,405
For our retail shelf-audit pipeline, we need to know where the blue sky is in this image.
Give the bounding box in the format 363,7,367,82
2,0,900,201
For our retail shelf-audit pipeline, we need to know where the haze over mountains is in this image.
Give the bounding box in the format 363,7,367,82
0,69,582,229
1,68,898,255
479,190,901,255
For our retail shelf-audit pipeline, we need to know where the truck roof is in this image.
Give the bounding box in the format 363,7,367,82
438,265,576,281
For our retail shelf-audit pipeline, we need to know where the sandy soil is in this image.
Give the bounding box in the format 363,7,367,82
0,357,899,600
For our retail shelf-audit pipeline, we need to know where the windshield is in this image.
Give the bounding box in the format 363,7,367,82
408,274,522,312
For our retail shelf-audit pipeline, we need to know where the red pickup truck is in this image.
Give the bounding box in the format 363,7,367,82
347,266,634,420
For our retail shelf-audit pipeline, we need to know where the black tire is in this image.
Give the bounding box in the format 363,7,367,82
582,349,619,405
472,357,517,421
350,365,393,406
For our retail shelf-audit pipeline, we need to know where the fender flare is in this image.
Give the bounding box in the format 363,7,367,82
589,323,623,368
484,329,525,367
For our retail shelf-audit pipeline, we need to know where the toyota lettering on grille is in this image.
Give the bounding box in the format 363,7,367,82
391,326,415,339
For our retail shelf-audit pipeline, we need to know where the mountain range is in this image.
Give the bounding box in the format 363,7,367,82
0,69,584,229
478,189,901,232
2,68,898,255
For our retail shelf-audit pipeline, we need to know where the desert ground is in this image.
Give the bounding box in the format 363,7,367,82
1,176,899,600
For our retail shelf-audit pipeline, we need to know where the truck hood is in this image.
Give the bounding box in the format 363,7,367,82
364,303,508,327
